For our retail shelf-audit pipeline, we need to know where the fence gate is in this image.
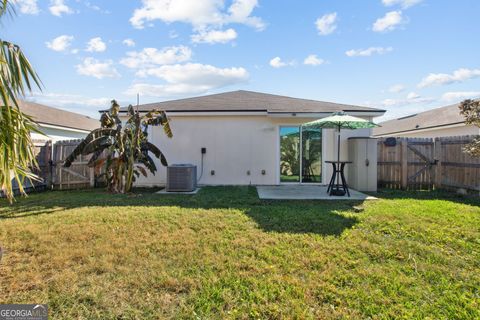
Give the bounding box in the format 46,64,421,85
378,136,480,192
52,140,94,190
378,137,435,189
405,138,436,190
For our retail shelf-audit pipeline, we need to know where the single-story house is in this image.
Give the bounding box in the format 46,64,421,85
118,90,385,187
373,103,480,138
19,100,99,142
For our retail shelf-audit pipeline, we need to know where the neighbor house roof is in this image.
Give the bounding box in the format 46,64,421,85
373,103,465,136
19,100,99,132
118,90,385,114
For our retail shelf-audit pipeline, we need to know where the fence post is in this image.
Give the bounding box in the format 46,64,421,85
400,139,408,189
58,143,63,190
45,140,53,189
89,167,95,187
434,137,442,190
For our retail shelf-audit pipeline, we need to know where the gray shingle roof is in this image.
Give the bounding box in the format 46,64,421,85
119,90,385,114
373,103,465,136
19,100,99,131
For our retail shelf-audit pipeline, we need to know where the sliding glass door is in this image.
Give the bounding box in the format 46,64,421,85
301,126,322,183
280,126,322,183
280,126,301,182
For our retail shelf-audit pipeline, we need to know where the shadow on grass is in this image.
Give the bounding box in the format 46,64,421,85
0,186,363,236
373,188,480,206
246,205,359,236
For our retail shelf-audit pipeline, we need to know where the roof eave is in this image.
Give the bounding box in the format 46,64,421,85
373,121,466,136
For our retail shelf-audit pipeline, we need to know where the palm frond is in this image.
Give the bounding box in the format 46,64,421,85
0,25,42,202
0,106,40,202
0,0,14,19
0,40,42,108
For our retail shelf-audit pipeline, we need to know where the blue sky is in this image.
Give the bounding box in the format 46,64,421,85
6,0,480,121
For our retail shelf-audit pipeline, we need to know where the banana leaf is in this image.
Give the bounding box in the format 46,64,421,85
141,141,168,166
64,128,117,167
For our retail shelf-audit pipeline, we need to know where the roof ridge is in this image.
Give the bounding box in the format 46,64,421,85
132,90,382,112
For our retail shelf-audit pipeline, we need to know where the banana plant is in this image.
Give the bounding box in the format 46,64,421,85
64,100,172,193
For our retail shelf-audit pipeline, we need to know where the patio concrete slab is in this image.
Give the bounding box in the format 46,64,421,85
257,185,377,200
156,188,201,195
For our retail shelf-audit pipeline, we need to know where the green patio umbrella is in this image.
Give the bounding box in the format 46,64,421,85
303,112,379,195
303,111,378,163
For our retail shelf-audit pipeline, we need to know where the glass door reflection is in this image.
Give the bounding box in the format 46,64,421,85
301,127,322,183
280,126,300,183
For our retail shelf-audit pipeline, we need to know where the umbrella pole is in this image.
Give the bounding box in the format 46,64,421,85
336,125,340,192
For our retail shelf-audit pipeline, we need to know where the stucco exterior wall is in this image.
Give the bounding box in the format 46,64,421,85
133,114,374,187
380,125,479,138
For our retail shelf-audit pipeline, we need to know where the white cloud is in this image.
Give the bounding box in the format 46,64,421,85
49,0,73,17
382,0,423,9
315,12,337,35
380,92,434,108
86,37,107,52
418,68,480,88
76,58,120,79
269,56,293,68
406,92,420,100
303,54,325,66
130,0,264,31
372,11,404,32
14,0,39,15
227,0,265,29
346,46,393,57
120,46,192,69
388,84,406,93
191,28,237,44
45,35,74,52
135,63,248,82
124,63,249,97
122,39,136,47
83,1,109,13
441,91,480,102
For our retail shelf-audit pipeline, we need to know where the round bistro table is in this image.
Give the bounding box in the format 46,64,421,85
325,160,352,197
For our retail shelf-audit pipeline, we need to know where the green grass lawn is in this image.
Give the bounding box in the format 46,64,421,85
0,187,479,319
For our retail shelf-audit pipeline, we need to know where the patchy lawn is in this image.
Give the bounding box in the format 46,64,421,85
0,187,479,319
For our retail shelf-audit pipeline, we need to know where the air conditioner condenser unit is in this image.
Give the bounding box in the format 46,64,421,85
166,164,197,192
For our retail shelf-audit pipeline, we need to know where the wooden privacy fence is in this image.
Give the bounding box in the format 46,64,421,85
378,135,480,192
52,140,95,189
7,139,96,193
8,139,53,195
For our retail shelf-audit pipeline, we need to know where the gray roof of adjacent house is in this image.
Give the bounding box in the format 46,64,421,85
19,100,99,131
373,103,465,136
118,90,385,114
